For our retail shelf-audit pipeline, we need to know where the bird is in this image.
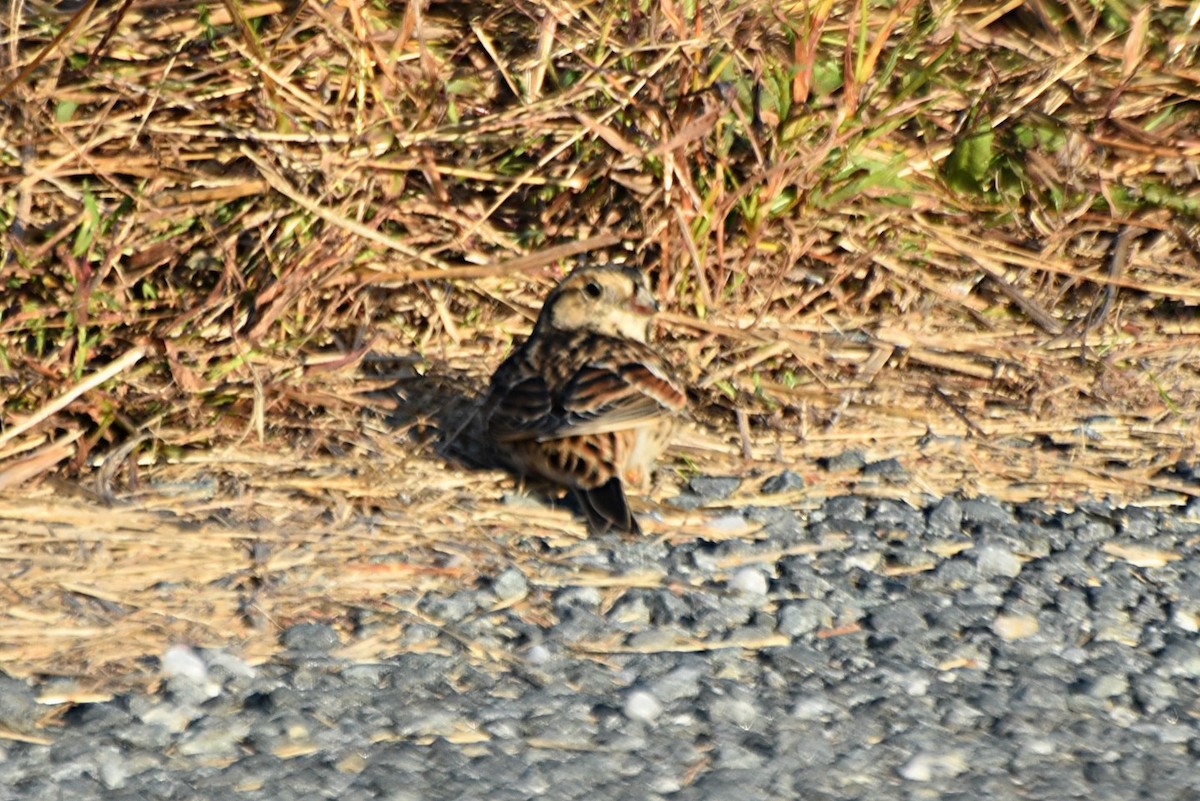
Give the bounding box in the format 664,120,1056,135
483,264,687,535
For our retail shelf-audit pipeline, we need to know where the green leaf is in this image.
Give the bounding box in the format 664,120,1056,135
71,189,100,257
945,129,994,192
811,60,843,97
56,101,78,123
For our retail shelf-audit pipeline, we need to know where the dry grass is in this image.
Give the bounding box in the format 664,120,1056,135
1,0,1199,691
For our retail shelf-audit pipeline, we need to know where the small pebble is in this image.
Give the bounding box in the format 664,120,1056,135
728,567,769,597
94,747,128,791
791,694,838,721
281,623,341,653
869,602,929,636
1083,674,1129,699
177,719,252,757
898,752,968,782
133,700,197,734
862,458,908,480
688,476,742,500
204,650,256,680
421,592,479,623
708,513,749,531
777,600,834,637
554,586,603,611
822,451,867,472
623,690,663,723
524,644,552,666
667,493,706,510
161,645,208,683
822,495,867,521
1184,497,1200,521
652,663,705,703
844,551,882,572
927,497,964,536
761,470,805,493
1171,606,1200,633
975,545,1023,579
609,594,651,625
993,614,1040,641
960,499,1016,527
709,695,759,728
491,567,529,603
0,676,41,733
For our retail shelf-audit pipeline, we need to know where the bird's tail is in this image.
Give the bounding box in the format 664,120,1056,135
575,478,641,535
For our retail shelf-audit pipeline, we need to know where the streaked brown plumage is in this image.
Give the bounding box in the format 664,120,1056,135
484,265,687,535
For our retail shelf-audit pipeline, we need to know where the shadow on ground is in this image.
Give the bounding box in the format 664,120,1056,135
366,352,502,471
366,353,596,523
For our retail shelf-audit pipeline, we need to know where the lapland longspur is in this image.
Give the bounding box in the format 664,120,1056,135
484,265,687,535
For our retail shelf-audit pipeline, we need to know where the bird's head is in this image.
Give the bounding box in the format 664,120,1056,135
537,264,659,343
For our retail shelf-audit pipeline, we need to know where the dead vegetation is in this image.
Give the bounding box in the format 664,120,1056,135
0,0,1198,689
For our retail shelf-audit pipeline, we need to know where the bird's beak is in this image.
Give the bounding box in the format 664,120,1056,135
631,287,659,315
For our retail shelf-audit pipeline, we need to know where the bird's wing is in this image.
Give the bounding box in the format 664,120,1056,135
485,357,559,443
487,337,685,443
547,358,683,439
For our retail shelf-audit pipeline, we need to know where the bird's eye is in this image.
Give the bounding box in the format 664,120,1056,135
583,281,603,299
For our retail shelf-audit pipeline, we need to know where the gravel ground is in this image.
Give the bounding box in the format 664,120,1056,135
3,482,1200,801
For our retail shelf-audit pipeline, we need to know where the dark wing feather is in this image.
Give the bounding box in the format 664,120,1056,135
544,365,663,438
543,345,685,440
487,334,685,443
486,371,560,443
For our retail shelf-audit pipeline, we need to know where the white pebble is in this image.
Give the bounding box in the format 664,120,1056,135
844,552,882,571
898,751,967,782
1171,606,1200,633
96,749,128,790
162,645,208,683
729,567,769,596
138,702,197,733
524,644,551,666
709,514,747,530
1024,738,1056,756
898,754,934,782
975,545,1023,578
623,689,663,723
791,694,837,721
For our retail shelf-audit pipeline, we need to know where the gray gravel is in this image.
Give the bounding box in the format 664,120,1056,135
3,484,1200,800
